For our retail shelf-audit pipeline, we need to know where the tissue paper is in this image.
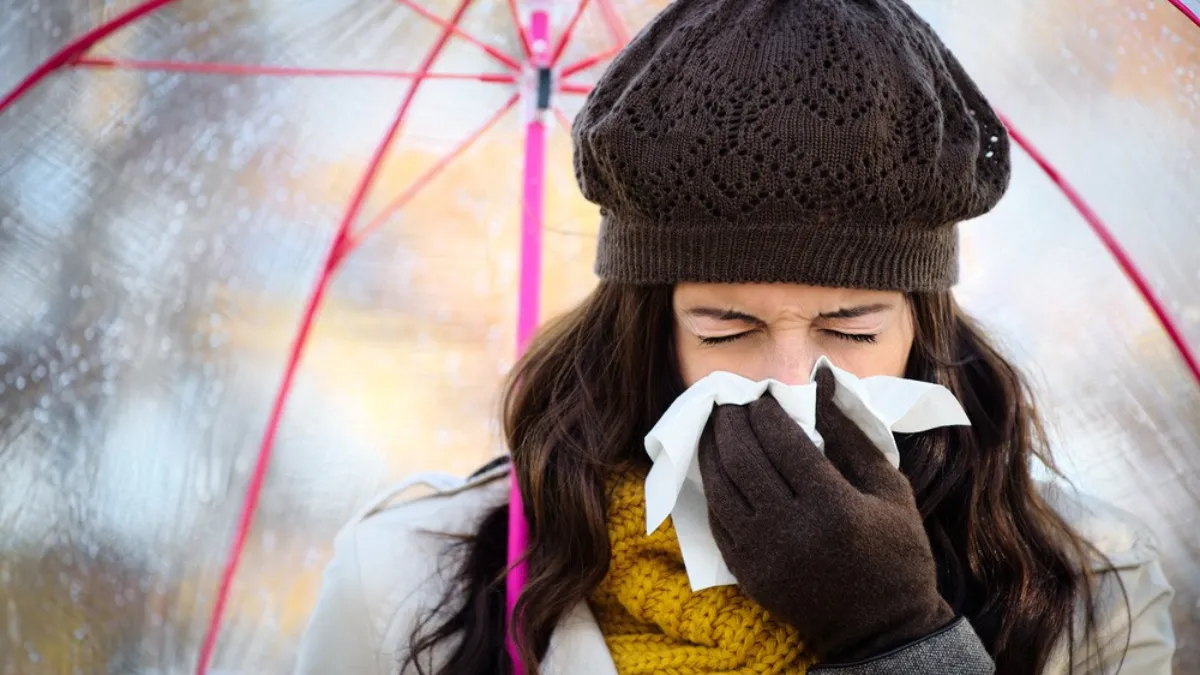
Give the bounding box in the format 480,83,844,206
643,355,970,591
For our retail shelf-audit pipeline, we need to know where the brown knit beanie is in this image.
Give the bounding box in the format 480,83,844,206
573,0,1011,292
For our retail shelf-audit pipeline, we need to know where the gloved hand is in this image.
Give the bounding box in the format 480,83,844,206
698,366,955,663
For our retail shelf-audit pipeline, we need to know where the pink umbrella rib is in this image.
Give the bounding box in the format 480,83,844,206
595,0,631,47
0,0,181,114
551,0,593,67
1166,0,1200,29
394,0,523,72
558,81,593,95
74,56,516,83
1002,117,1200,388
192,0,482,673
552,105,574,133
341,92,520,256
559,46,621,80
506,0,534,59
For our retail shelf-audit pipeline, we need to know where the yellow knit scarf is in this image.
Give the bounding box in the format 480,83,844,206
588,471,812,675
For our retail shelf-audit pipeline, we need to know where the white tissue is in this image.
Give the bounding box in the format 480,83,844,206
643,355,971,591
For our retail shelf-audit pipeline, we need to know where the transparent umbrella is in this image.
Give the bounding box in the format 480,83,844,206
0,1,1197,673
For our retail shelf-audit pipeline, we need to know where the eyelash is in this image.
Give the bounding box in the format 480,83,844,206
699,333,748,345
831,331,879,344
700,331,879,345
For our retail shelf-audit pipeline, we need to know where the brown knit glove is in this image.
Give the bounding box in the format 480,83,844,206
698,366,955,664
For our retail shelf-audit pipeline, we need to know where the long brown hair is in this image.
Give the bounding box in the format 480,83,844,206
403,282,1113,675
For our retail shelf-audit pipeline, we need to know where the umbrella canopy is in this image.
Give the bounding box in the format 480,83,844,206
0,1,1197,673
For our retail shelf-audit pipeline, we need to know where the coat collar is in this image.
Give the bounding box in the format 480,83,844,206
366,465,618,674
543,602,619,674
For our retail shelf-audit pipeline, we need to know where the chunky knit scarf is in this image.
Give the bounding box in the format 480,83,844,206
587,471,812,675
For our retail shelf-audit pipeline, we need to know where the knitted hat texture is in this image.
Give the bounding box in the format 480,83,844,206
573,0,1011,291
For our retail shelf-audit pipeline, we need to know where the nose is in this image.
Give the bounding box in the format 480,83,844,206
764,339,819,386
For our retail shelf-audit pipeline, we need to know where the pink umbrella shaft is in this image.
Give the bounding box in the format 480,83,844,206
517,135,546,352
509,5,551,673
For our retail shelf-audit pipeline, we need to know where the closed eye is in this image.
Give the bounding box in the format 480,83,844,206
699,332,753,345
824,330,878,344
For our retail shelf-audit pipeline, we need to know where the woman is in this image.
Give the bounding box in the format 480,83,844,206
294,0,1176,673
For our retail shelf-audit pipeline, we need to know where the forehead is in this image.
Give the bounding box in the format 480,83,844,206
673,282,903,315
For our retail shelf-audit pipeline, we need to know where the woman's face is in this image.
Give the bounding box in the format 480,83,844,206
673,282,915,387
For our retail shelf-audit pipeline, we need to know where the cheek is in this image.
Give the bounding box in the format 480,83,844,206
675,338,723,387
820,335,911,378
673,327,770,386
828,317,914,378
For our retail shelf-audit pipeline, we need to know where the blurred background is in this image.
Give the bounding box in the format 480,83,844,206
0,0,1196,672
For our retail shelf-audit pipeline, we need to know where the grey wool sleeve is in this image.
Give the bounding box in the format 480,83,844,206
809,618,995,675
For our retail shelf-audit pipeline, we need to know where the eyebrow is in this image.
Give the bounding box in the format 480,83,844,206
817,303,894,320
683,307,766,324
683,303,893,323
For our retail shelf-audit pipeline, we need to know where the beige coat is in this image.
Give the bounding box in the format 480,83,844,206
293,466,1175,675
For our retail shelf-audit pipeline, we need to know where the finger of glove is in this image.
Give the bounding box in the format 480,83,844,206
706,508,743,563
745,393,856,506
708,402,793,513
699,410,754,521
814,367,912,502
